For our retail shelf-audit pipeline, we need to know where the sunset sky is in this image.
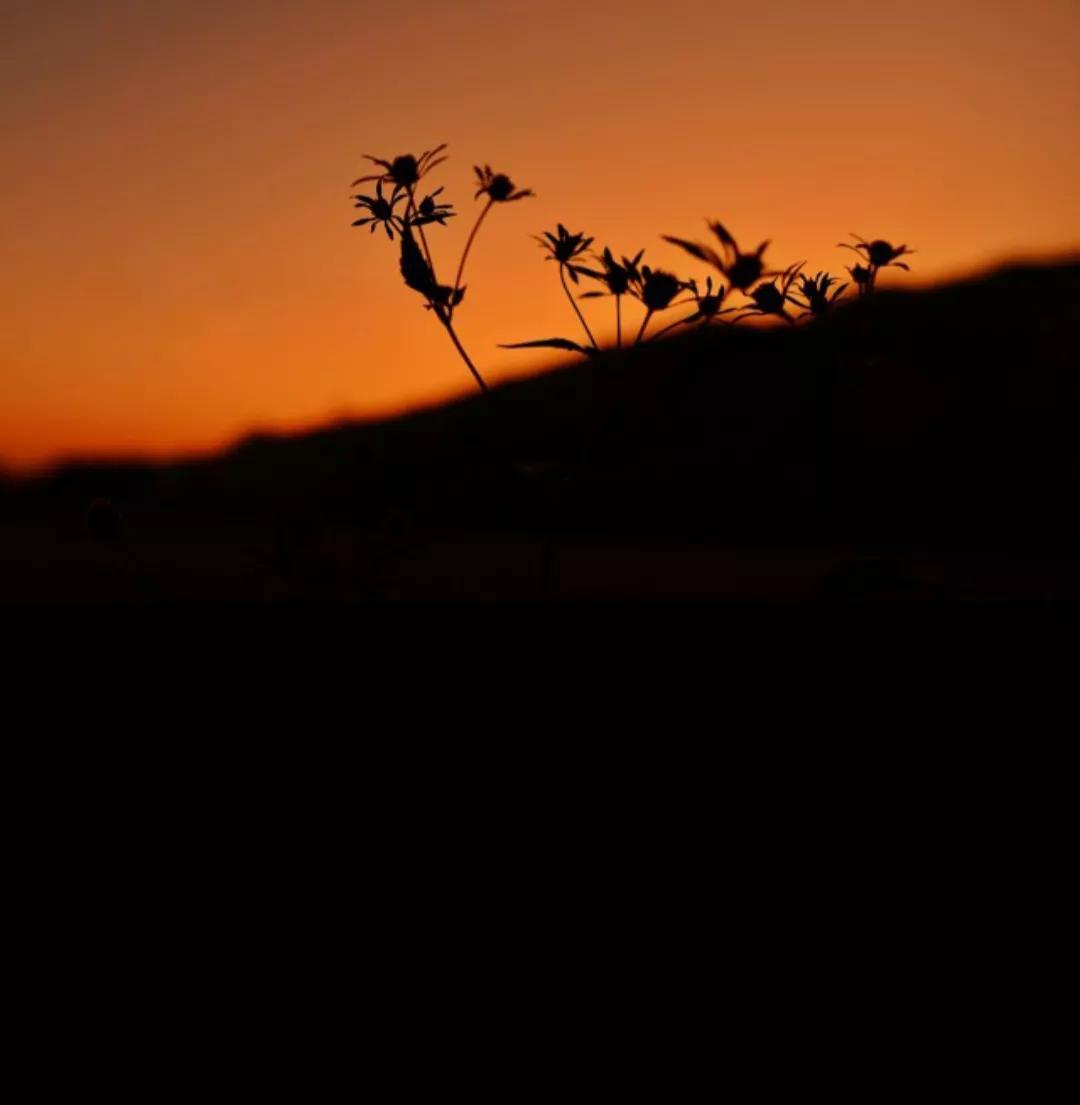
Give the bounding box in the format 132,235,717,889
2,0,1078,471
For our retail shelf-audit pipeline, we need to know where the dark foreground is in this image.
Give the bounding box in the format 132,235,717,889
2,260,1078,603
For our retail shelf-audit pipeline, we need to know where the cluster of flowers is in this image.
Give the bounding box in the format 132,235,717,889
351,144,913,391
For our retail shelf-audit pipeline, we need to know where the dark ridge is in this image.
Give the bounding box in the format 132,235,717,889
2,259,1078,601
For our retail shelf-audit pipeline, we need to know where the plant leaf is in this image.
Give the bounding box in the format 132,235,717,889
662,236,723,270
708,221,735,248
498,337,595,356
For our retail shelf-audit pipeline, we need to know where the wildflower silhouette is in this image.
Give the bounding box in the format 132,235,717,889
503,250,686,354
352,145,448,191
735,262,805,324
412,188,456,227
449,165,535,320
354,147,452,322
577,248,644,349
629,265,686,342
649,275,737,340
473,165,535,204
663,222,774,292
534,224,598,349
790,271,848,320
846,263,874,298
536,224,593,269
351,178,408,239
500,226,610,359
351,147,916,383
838,234,914,293
350,143,533,396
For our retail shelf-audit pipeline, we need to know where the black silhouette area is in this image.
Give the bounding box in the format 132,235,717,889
1,258,1078,603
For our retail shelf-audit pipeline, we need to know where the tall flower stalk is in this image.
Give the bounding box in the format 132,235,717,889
451,165,535,319
350,147,532,396
535,224,596,347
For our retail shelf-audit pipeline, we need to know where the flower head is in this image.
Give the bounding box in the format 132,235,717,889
351,178,408,239
634,266,684,312
846,263,873,295
474,164,534,203
839,233,914,273
535,224,594,282
663,222,774,292
683,275,734,323
577,248,644,299
791,271,848,319
352,144,448,191
736,262,805,324
412,187,456,228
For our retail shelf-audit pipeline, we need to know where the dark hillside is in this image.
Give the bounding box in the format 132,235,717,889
2,259,1078,601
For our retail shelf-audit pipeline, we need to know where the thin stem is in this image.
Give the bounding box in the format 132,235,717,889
615,295,622,350
406,186,437,281
560,264,597,349
635,309,654,345
452,199,493,316
649,314,696,341
437,310,489,395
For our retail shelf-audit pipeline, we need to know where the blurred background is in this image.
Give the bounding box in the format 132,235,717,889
2,0,1078,471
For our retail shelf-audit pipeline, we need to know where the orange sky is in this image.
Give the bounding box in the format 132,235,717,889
2,0,1078,471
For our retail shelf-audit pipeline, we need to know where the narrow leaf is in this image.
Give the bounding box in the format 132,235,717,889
498,337,593,355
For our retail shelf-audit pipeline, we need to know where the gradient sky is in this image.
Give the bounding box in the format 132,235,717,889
2,0,1078,470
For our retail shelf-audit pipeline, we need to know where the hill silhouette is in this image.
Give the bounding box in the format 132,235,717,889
2,258,1078,601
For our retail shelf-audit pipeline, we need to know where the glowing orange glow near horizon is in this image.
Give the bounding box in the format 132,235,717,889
2,0,1078,471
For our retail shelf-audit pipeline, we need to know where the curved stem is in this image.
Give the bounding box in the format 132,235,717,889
452,199,493,316
649,314,696,341
437,310,489,395
615,295,622,350
635,309,654,345
560,264,597,349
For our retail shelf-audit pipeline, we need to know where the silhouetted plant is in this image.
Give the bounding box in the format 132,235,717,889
501,239,640,357
352,179,409,239
735,262,805,324
502,245,688,353
577,248,645,349
663,222,774,292
350,145,533,395
353,146,449,192
649,275,737,340
838,234,914,294
352,149,917,383
846,263,874,298
451,165,535,314
535,224,597,349
628,265,687,342
473,165,535,204
497,335,601,357
791,271,848,320
413,187,456,228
